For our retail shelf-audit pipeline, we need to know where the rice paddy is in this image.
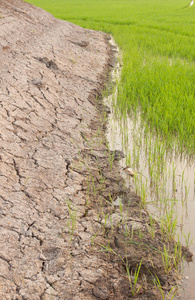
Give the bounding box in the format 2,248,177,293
26,0,195,154
26,0,195,297
105,43,195,298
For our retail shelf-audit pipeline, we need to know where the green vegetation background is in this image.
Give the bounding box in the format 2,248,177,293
26,0,195,154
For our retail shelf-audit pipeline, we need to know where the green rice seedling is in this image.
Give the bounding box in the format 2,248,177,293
102,213,110,230
108,192,114,204
91,231,99,250
172,164,177,195
99,243,142,296
161,244,173,274
126,152,131,167
99,171,105,186
183,232,193,248
173,238,183,270
99,243,120,260
140,177,148,208
185,181,190,201
160,201,178,241
134,174,139,196
108,151,115,171
152,274,178,300
126,259,143,297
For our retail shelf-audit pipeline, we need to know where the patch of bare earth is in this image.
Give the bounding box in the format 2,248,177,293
0,0,191,299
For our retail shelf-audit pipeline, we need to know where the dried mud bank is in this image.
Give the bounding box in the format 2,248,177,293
0,1,190,299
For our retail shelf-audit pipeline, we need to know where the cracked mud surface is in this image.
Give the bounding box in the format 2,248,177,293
0,0,189,299
0,1,118,298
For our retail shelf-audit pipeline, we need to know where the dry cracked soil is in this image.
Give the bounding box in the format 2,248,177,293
0,0,190,299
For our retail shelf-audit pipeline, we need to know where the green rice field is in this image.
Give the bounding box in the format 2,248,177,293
26,0,195,154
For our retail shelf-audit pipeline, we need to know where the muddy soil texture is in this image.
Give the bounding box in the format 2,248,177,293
0,0,190,299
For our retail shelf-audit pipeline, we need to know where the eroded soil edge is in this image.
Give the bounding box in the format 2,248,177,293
0,0,190,299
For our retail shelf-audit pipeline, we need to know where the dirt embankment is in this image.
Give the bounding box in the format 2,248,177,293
0,0,189,299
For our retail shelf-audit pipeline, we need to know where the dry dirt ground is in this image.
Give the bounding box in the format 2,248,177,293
0,0,190,299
